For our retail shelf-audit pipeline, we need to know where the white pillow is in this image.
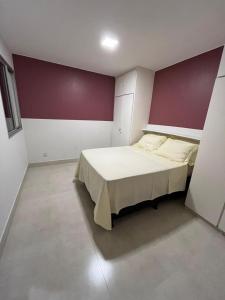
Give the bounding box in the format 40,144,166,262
154,138,196,162
185,144,199,166
134,134,167,151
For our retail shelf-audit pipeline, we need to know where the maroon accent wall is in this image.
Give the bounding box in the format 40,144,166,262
13,55,115,121
149,46,223,129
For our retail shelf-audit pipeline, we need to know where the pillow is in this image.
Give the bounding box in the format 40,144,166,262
154,138,196,162
134,134,167,151
185,144,199,166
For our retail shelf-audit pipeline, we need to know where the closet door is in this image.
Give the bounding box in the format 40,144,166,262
111,94,134,146
185,76,225,226
218,208,225,233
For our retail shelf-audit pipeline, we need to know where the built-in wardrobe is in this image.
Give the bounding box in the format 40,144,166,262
111,67,155,146
186,46,225,233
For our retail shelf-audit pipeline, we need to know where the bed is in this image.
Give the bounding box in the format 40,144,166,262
75,136,196,230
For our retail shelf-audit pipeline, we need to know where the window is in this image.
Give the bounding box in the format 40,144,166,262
0,55,22,137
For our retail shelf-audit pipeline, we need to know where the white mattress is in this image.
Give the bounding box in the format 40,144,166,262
76,146,188,230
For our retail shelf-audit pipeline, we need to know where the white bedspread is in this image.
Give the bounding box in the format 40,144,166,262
76,146,188,230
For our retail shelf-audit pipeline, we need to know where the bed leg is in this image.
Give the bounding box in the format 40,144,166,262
111,215,114,228
153,201,158,210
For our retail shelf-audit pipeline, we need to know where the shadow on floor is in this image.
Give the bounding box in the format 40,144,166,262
74,181,195,260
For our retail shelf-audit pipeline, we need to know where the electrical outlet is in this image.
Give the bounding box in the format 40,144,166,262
43,152,48,157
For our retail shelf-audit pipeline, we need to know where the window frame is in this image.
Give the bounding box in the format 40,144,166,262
0,54,22,138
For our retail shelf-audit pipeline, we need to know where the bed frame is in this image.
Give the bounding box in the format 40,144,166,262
111,175,192,227
111,125,200,227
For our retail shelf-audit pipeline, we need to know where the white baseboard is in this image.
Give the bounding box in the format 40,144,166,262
0,166,28,258
29,158,78,167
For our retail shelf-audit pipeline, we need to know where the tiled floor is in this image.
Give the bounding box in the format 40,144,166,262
0,162,225,300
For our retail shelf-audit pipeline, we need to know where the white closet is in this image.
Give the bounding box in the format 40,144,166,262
185,46,225,231
219,210,225,232
112,67,155,146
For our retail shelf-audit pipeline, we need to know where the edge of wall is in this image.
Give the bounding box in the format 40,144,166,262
0,166,28,258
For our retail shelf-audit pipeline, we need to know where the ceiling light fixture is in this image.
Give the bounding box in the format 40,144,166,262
101,36,119,51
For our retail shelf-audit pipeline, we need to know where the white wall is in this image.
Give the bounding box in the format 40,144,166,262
0,36,28,243
22,119,113,163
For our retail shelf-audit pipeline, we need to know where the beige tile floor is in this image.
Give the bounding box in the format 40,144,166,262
0,162,225,300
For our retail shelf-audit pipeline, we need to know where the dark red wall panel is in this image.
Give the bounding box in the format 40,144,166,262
13,55,115,121
149,46,223,129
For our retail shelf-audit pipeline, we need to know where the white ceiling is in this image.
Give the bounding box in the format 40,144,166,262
0,0,225,76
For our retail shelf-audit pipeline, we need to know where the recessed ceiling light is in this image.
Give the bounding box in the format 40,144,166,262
101,36,119,51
